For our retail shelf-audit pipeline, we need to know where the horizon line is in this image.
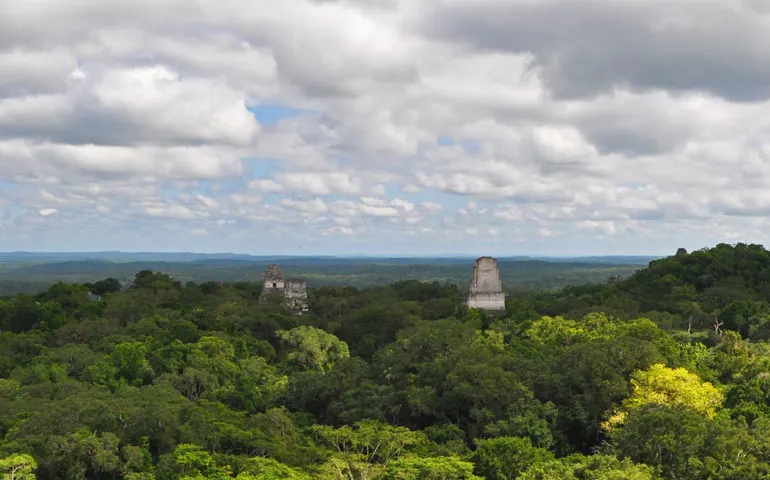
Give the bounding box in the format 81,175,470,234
0,250,665,258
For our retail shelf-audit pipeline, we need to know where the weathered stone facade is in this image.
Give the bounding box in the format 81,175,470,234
260,264,308,313
465,256,506,311
262,264,285,293
284,279,308,301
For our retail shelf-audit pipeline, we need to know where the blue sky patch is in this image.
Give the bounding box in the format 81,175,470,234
436,137,481,154
242,158,280,180
248,104,313,126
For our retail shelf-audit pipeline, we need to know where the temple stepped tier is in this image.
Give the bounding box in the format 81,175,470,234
259,264,308,314
465,256,506,311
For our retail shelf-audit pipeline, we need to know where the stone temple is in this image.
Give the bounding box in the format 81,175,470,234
465,256,506,311
259,264,308,313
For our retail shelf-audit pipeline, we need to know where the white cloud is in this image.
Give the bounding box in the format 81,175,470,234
0,47,77,96
251,172,364,195
249,178,284,193
324,226,355,236
0,141,244,182
2,0,769,255
421,201,443,213
280,197,329,214
401,185,422,193
144,203,209,220
371,184,387,195
0,64,259,147
494,205,524,221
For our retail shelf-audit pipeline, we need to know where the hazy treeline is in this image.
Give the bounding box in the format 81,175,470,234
0,257,646,295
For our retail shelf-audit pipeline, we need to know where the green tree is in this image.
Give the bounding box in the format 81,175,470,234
111,342,155,386
519,454,655,480
233,457,310,479
43,429,122,479
383,456,481,480
0,454,37,479
606,405,770,479
157,444,230,480
279,326,350,373
719,301,770,338
88,278,123,296
313,420,427,480
471,437,554,480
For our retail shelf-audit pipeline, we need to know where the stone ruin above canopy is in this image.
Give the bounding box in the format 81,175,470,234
464,256,506,311
259,264,308,313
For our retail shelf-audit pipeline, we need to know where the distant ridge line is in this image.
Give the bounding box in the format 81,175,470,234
0,252,660,267
0,251,661,259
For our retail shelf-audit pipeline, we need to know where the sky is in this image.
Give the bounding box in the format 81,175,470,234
1,0,770,256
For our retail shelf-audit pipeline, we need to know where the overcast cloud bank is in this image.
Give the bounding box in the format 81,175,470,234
1,0,769,255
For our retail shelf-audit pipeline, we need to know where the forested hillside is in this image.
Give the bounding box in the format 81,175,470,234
0,257,647,294
2,243,770,479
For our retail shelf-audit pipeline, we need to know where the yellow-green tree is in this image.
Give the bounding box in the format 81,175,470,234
603,363,723,431
0,454,37,480
312,420,426,480
525,316,587,346
519,454,655,480
525,313,658,346
234,457,311,480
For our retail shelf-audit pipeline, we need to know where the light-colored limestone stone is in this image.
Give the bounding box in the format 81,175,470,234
260,264,308,313
263,264,285,291
465,256,506,311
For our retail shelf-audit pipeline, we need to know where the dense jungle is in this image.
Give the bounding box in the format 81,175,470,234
2,243,770,479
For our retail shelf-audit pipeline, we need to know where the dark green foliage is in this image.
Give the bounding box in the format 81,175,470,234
471,436,554,480
87,277,122,296
3,243,770,479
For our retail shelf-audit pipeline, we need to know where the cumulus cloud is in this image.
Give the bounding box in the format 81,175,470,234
280,197,329,215
421,202,443,213
0,47,78,97
1,0,769,255
0,141,245,183
250,172,365,195
413,0,770,101
0,65,260,146
329,197,416,219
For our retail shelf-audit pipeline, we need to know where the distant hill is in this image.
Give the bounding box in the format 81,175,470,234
0,251,658,265
0,253,652,294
